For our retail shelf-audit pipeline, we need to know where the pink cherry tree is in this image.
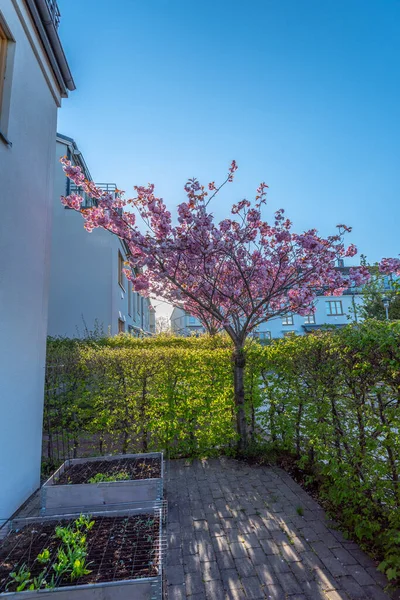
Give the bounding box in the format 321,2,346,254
60,158,398,452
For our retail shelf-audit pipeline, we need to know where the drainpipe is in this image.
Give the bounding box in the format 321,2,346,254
26,0,76,94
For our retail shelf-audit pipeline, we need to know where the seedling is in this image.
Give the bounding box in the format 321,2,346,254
88,471,130,484
8,515,95,592
296,506,304,517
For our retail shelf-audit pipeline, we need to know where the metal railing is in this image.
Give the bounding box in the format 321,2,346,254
45,0,61,29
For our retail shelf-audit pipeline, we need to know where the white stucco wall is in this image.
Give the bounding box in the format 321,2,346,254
257,294,364,339
48,141,152,338
0,0,62,521
48,144,114,337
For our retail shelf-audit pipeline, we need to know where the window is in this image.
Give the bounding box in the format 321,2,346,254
257,331,271,340
128,284,132,316
132,292,136,315
283,331,296,337
0,17,14,142
326,301,343,316
118,251,125,290
188,316,196,324
304,314,316,324
118,318,125,333
282,314,294,326
0,23,7,117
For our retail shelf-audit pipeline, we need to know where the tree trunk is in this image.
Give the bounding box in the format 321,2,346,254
233,346,248,454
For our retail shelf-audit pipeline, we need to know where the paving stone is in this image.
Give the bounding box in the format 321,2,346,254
247,546,268,566
239,533,261,548
365,566,388,587
337,575,367,598
202,561,221,581
234,557,257,578
212,535,230,553
350,566,375,586
301,579,327,599
289,560,314,583
325,591,349,600
167,564,185,585
363,584,392,599
298,551,324,572
185,571,205,596
331,547,359,565
320,556,348,578
204,579,225,599
313,567,340,591
280,543,302,562
241,575,265,599
183,553,201,573
167,548,183,566
181,538,198,556
225,587,245,600
229,541,248,558
198,542,216,562
259,539,280,555
301,527,321,543
167,584,186,600
310,541,335,559
220,568,242,590
262,583,286,599
255,563,279,585
267,554,291,574
165,459,390,599
276,572,303,595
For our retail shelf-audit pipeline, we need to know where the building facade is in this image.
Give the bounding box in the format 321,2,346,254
254,291,364,341
0,0,74,520
48,134,154,338
171,307,206,336
171,270,365,340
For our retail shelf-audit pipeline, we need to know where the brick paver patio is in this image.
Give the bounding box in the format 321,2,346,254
165,457,392,600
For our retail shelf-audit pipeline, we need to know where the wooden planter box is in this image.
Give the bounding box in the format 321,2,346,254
41,453,163,515
0,505,164,599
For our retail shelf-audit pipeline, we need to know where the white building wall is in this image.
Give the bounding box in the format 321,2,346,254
49,139,152,338
171,307,205,336
256,294,364,339
0,0,63,520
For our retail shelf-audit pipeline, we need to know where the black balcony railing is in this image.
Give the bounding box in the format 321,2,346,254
45,0,61,29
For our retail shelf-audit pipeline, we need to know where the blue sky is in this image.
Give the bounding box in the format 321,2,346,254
58,0,399,269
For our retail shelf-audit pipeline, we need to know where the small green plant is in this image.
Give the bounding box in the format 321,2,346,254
53,515,94,581
9,565,32,592
37,549,50,564
296,506,304,517
88,471,130,484
8,515,95,592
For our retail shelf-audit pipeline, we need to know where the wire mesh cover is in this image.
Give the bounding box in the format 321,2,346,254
0,504,166,594
54,456,161,485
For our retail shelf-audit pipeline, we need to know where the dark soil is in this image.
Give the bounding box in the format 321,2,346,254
0,514,160,593
55,456,161,485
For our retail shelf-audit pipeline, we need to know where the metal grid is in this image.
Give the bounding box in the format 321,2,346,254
0,504,166,594
54,456,162,486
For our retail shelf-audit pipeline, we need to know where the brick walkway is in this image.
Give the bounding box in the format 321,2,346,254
166,457,392,600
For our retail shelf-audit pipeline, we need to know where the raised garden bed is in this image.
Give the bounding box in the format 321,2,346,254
0,505,165,599
41,453,163,514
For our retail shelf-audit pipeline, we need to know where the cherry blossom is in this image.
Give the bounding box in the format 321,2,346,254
59,156,397,450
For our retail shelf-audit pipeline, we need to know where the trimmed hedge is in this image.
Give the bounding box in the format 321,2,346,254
258,320,400,583
45,321,400,582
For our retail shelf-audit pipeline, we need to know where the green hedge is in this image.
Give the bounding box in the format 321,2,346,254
258,320,400,583
45,322,400,582
44,334,236,461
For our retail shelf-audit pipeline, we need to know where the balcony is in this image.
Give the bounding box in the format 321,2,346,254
44,0,61,30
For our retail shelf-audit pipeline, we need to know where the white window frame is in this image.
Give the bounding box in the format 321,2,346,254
326,300,343,316
282,314,294,326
